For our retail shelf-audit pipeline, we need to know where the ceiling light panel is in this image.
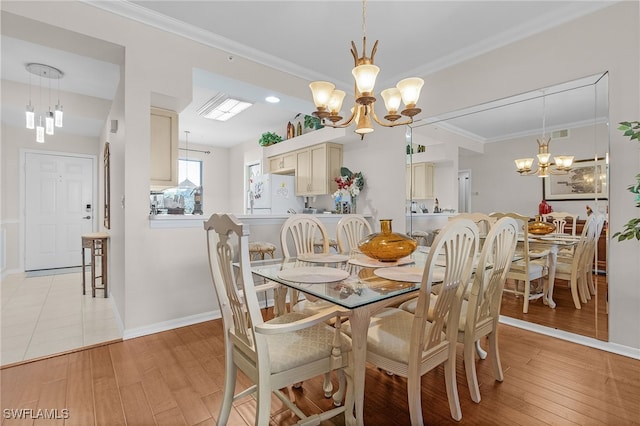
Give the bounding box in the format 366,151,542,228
197,93,252,122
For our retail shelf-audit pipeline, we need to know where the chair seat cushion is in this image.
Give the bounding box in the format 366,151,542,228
248,241,277,252
508,260,546,279
344,307,444,364
264,312,352,374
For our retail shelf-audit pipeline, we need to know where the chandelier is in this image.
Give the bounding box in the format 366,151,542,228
308,0,424,139
25,63,64,143
514,95,573,177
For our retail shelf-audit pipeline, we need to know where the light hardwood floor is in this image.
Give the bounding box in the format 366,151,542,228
2,311,638,425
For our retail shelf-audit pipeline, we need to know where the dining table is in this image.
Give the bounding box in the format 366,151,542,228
522,233,581,308
250,246,495,425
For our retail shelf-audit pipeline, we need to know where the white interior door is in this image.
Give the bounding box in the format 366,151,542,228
458,170,471,213
25,152,95,271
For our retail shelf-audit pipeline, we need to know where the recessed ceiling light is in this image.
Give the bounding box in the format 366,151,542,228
265,96,280,103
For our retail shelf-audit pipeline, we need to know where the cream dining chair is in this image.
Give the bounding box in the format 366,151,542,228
542,211,579,235
345,218,479,423
490,212,551,313
336,214,372,254
449,212,495,238
555,213,604,308
280,214,333,312
204,213,354,426
454,217,518,403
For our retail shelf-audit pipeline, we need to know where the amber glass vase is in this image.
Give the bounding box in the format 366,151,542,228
528,215,556,235
357,219,418,262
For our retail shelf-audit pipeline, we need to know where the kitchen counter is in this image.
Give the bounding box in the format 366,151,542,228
149,213,372,229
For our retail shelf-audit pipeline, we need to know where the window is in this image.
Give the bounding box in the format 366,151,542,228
163,158,203,214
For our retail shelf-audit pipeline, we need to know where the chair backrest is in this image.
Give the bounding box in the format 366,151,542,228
411,218,478,354
204,214,263,357
336,214,373,254
542,212,579,235
280,214,330,258
465,217,518,335
489,212,531,268
450,212,495,237
574,214,602,269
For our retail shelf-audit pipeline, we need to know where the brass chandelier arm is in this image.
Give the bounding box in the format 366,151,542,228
321,109,357,129
370,107,414,127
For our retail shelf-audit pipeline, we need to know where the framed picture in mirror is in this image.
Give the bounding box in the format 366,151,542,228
543,157,607,200
104,142,111,229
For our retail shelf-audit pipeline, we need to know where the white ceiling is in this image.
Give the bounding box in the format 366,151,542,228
1,1,615,147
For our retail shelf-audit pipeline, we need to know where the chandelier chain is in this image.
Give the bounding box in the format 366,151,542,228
362,0,367,39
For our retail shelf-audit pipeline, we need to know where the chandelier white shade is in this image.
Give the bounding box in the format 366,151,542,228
25,63,64,143
309,0,424,138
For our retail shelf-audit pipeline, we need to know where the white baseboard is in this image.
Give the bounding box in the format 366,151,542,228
499,315,640,360
123,309,222,340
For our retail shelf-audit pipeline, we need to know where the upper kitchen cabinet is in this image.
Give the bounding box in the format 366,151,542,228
268,152,296,174
150,107,179,190
295,143,342,196
406,162,434,200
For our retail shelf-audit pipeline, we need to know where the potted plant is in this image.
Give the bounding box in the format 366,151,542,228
612,121,640,241
304,114,323,131
258,131,283,147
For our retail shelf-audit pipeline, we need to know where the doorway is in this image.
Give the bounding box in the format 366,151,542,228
458,170,471,213
24,151,96,271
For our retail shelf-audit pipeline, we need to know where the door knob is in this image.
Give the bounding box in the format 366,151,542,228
82,215,91,219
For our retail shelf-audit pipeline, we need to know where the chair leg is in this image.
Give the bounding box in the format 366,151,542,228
570,274,582,309
256,380,271,426
218,356,237,426
322,372,333,398
475,339,487,360
522,279,530,313
487,330,504,382
407,370,424,426
464,339,481,403
444,357,462,421
332,370,346,406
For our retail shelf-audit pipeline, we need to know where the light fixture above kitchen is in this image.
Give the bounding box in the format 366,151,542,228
197,93,252,122
514,95,574,177
308,0,424,139
25,63,64,143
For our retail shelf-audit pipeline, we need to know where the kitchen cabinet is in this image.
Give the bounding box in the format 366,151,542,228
406,162,434,200
150,107,179,189
295,143,343,196
268,152,296,174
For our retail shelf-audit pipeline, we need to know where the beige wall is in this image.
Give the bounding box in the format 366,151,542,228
1,1,638,350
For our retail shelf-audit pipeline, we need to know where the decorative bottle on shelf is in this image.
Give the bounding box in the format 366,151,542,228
434,198,440,213
357,219,418,262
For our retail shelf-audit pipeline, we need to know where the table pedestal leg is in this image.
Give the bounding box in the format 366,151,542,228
543,246,558,309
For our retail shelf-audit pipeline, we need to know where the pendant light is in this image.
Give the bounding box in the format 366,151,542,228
179,131,197,189
25,63,64,143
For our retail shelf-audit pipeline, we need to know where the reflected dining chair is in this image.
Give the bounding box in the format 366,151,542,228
490,212,551,313
204,213,354,426
542,211,579,235
336,214,372,254
346,219,478,423
555,213,604,308
454,217,518,403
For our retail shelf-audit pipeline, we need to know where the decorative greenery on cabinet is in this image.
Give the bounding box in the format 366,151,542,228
258,131,283,146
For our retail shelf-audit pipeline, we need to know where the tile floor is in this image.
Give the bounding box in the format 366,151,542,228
1,270,122,366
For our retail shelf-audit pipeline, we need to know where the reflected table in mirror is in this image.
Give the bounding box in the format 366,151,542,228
519,234,581,309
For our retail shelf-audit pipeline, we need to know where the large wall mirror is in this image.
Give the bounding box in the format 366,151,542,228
406,72,609,341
